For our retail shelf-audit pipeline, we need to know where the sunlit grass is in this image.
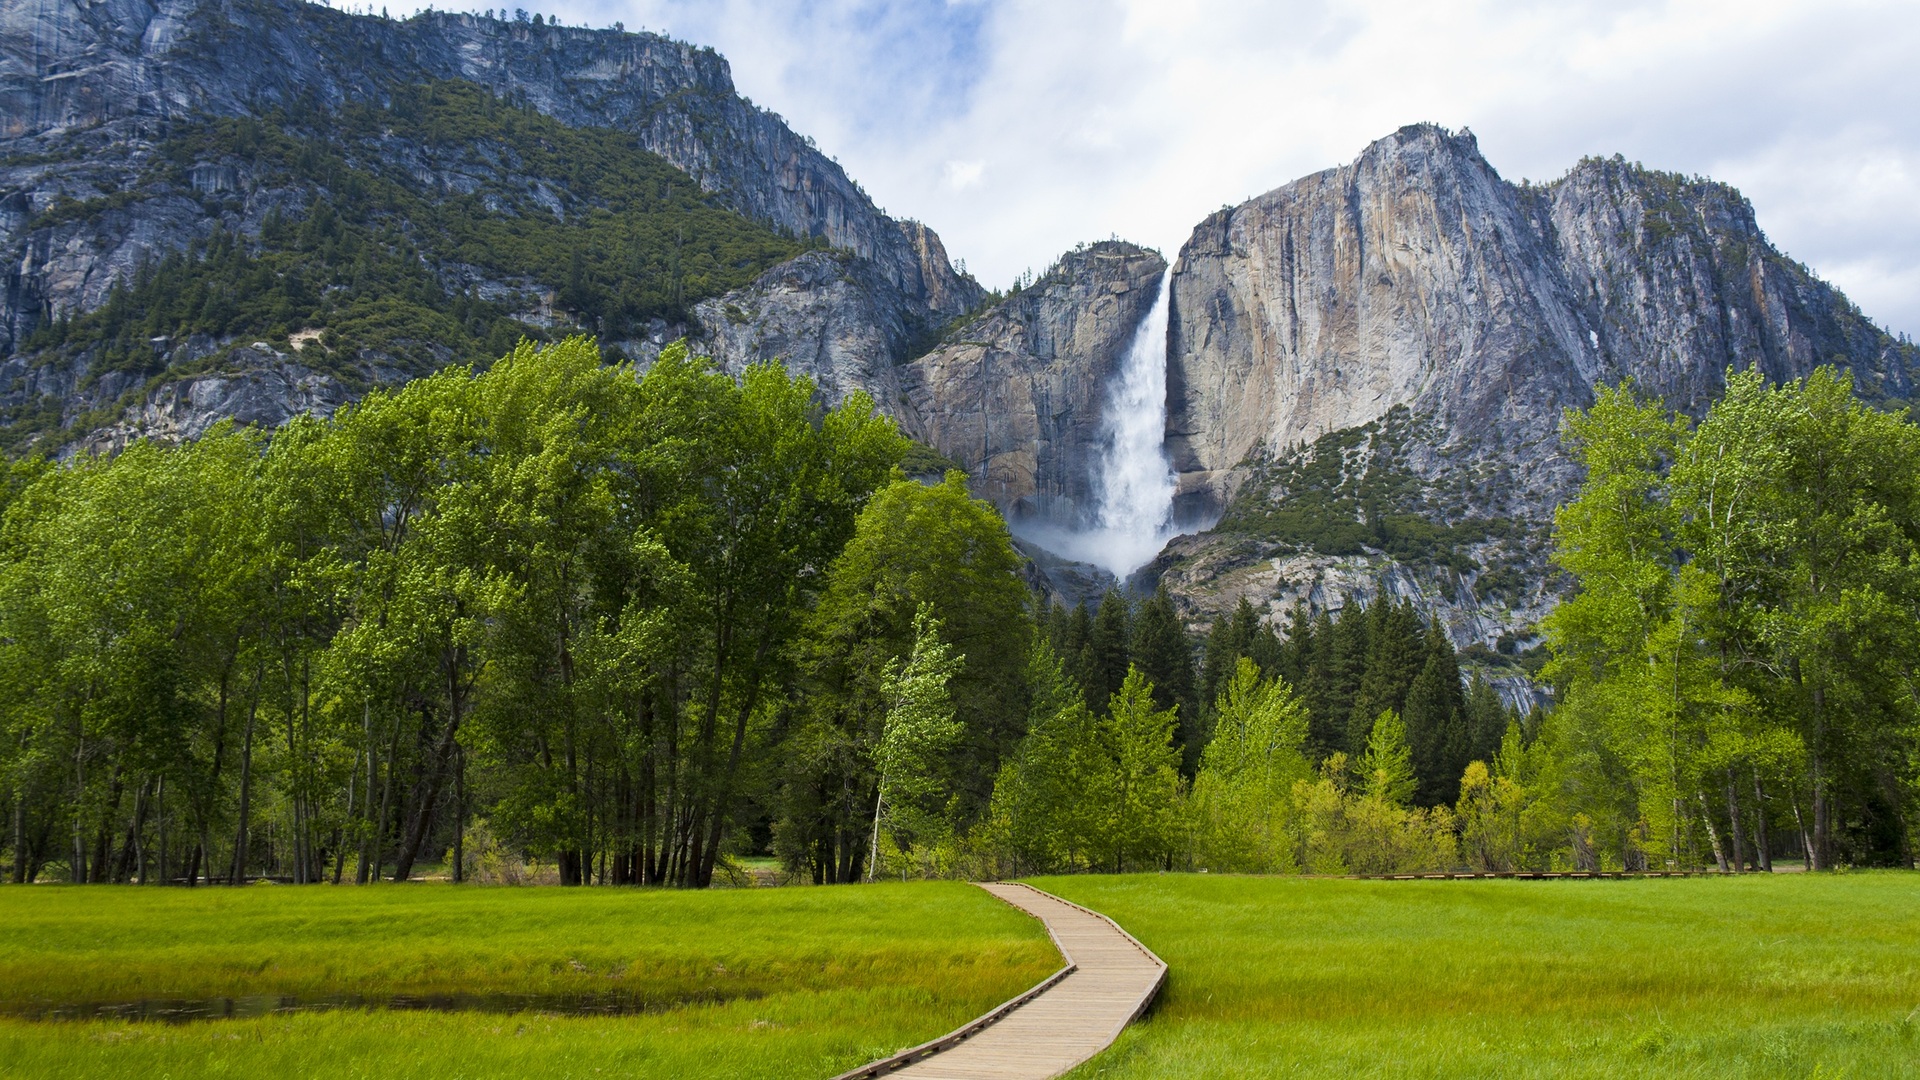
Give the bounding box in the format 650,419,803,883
0,881,1058,1079
1043,872,1920,1078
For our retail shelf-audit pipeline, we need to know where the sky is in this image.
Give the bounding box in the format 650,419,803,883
353,0,1920,336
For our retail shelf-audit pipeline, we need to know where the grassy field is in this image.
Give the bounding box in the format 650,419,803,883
1041,872,1920,1078
0,882,1058,1079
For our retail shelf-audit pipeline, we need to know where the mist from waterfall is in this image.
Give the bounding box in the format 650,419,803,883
1022,268,1180,580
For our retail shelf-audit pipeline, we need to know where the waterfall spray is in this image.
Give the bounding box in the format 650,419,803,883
1086,267,1179,576
1003,266,1184,582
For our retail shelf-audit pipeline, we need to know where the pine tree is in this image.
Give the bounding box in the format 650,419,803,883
1199,614,1241,716
1063,600,1095,705
1088,588,1132,713
1274,602,1313,692
1331,605,1372,722
1349,598,1425,748
1463,672,1509,769
1360,708,1417,806
1301,608,1348,757
1198,596,1279,722
1097,667,1184,872
985,639,1104,873
1132,588,1197,768
1403,622,1469,807
1243,600,1284,677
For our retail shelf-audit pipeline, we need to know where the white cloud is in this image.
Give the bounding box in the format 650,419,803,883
356,0,1920,334
943,159,985,191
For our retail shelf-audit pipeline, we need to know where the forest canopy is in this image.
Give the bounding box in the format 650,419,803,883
3,353,1915,887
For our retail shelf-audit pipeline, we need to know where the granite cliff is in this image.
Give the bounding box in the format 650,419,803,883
1150,125,1918,689
900,242,1166,529
0,0,980,450
4,3,1916,688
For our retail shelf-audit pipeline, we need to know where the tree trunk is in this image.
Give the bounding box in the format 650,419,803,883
696,634,778,888
229,677,263,885
866,781,884,883
12,787,28,884
91,765,124,885
155,776,167,885
111,776,151,883
392,647,471,882
70,728,85,883
1697,792,1728,871
367,709,402,884
1723,771,1747,873
1810,685,1831,870
1750,769,1772,872
451,746,466,885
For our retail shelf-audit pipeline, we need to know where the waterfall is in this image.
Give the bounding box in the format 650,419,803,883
1086,267,1179,576
1016,268,1179,580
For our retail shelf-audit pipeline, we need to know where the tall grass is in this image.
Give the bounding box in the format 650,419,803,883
0,882,1057,1078
1042,873,1920,1078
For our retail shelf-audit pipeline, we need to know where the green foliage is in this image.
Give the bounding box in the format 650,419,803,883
0,339,937,889
1251,595,1517,803
1087,587,1134,711
870,605,966,877
981,641,1108,874
984,663,1186,875
1130,587,1199,768
1540,368,1920,871
1190,659,1310,873
1216,406,1515,573
780,471,1028,883
1096,667,1186,872
1197,596,1282,713
1288,753,1459,874
1359,709,1416,806
898,440,964,478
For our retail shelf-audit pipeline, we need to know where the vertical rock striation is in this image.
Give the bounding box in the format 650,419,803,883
1167,124,1916,523
1157,124,1918,657
899,241,1167,529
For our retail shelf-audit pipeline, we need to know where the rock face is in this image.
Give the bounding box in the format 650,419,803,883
1167,124,1916,521
899,242,1166,529
4,2,1914,678
0,0,981,448
686,250,921,408
1154,124,1919,661
0,0,976,319
76,342,358,453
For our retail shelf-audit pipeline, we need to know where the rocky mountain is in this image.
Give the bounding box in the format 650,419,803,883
0,0,980,450
1146,124,1917,689
1166,124,1912,523
900,242,1166,529
5,4,1916,695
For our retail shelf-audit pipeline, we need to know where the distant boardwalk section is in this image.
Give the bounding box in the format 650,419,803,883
835,882,1167,1080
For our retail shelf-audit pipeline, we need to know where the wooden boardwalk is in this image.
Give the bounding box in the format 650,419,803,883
833,882,1167,1080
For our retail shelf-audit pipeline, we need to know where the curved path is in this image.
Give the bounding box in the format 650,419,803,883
834,882,1167,1080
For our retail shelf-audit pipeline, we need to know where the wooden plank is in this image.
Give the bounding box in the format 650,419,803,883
831,882,1167,1080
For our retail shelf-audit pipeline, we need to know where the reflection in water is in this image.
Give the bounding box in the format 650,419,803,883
0,989,753,1024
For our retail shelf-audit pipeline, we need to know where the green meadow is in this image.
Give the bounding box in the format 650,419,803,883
1045,873,1920,1078
6,875,1919,1079
0,882,1056,1079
